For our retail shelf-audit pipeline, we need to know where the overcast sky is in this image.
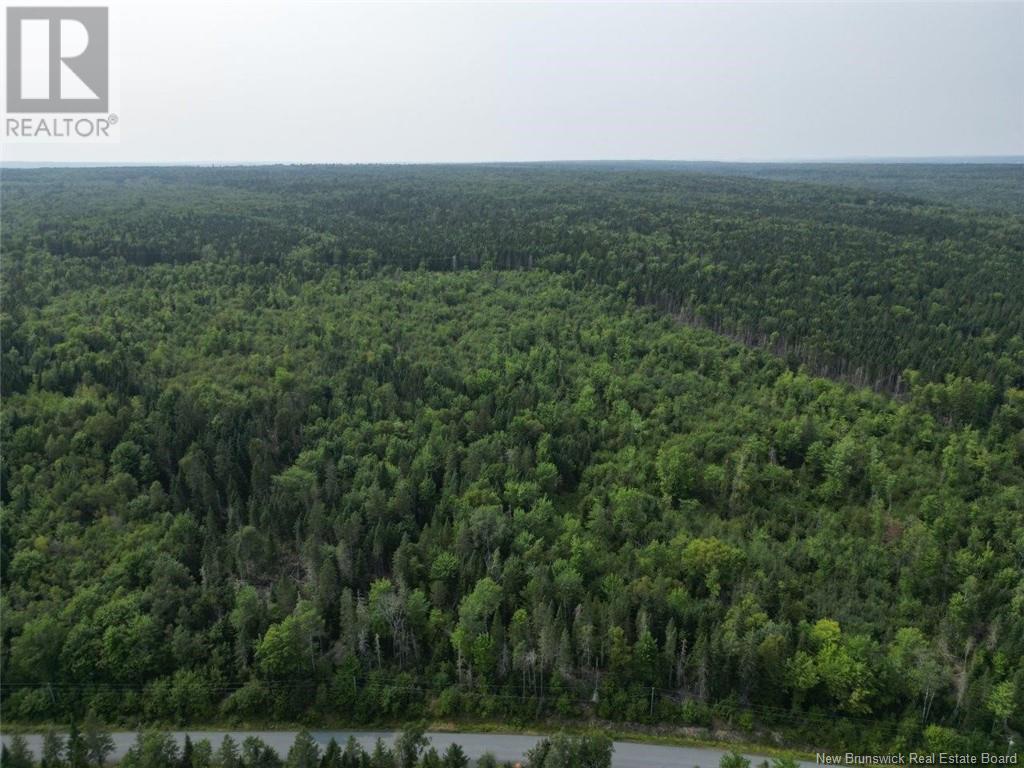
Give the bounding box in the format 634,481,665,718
2,1,1022,164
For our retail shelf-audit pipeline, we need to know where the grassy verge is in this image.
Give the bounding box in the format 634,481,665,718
427,719,815,761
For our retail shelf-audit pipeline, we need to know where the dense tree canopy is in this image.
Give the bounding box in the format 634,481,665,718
3,164,1021,394
1,165,1023,754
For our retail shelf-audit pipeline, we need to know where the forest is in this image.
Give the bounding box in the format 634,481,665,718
1,164,1023,754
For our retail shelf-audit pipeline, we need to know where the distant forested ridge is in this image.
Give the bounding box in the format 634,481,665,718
645,160,1024,213
3,163,1022,394
1,165,1023,753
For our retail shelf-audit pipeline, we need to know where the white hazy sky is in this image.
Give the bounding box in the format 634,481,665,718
2,0,1022,163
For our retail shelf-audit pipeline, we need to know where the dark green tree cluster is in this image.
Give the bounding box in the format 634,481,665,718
1,718,112,768
523,732,611,768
